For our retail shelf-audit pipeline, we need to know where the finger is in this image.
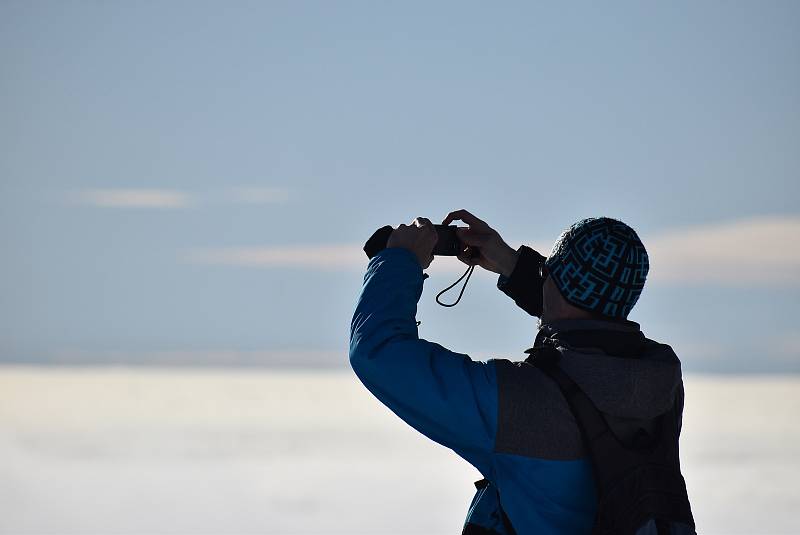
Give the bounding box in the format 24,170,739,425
442,209,478,225
441,209,487,229
442,209,474,226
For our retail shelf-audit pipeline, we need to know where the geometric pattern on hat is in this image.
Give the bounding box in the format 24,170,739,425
544,217,649,319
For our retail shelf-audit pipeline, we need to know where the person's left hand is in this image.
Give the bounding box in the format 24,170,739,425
386,217,438,270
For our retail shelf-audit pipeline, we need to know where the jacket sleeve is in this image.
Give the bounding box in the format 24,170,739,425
496,245,546,317
349,246,498,477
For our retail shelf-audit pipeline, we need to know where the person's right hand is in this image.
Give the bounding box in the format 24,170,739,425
441,209,520,277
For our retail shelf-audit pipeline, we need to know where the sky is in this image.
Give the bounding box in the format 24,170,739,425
1,0,798,372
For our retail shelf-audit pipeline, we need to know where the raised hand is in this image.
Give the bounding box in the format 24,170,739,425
387,217,438,270
441,209,520,277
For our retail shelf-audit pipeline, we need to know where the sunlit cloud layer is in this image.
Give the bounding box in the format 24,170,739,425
644,215,800,286
75,189,192,208
186,244,362,270
72,187,291,208
185,215,800,287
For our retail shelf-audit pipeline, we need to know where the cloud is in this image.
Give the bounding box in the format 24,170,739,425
185,244,365,270
71,186,290,209
643,215,800,286
186,215,800,286
75,189,192,208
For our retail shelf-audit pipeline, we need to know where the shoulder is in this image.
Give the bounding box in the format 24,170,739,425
489,358,586,460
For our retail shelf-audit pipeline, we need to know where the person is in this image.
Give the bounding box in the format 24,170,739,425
349,209,692,534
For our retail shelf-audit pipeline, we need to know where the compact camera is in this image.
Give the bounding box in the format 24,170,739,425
363,224,464,259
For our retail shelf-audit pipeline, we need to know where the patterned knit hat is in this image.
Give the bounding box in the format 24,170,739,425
544,217,649,319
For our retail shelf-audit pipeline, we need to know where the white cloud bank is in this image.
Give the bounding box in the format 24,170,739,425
186,215,800,287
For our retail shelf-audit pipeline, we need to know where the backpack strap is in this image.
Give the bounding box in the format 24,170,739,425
527,344,613,496
528,343,695,535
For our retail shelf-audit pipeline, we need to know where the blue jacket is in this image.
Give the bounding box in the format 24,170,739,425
349,246,685,534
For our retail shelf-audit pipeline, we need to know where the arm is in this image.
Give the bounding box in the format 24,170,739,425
496,245,547,317
349,246,497,476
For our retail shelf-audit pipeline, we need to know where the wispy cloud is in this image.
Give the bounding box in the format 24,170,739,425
185,215,800,286
74,189,192,208
644,215,800,286
185,244,363,270
72,186,291,209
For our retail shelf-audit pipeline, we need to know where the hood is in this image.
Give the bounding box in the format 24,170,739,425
526,318,683,421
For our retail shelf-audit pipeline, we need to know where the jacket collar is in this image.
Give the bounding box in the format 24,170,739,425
541,317,641,334
526,317,646,359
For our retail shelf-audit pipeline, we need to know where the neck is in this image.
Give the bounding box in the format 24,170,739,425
541,306,599,325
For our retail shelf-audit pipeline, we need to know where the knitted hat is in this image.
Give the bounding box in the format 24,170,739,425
544,217,649,319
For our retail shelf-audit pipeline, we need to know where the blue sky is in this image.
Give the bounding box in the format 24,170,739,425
1,1,798,372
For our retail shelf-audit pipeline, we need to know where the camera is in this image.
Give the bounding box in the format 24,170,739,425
363,224,464,259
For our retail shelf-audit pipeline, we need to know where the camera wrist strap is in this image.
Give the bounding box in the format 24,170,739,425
435,264,475,307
